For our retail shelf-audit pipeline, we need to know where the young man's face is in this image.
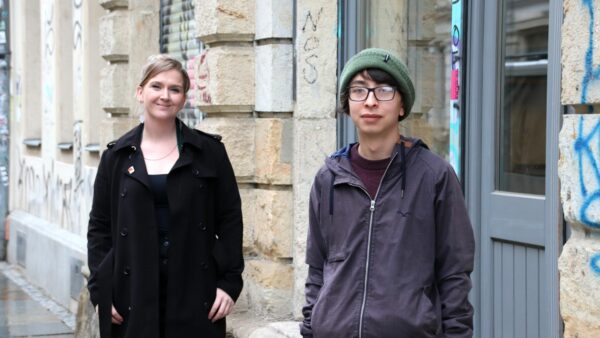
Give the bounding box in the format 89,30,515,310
348,71,404,138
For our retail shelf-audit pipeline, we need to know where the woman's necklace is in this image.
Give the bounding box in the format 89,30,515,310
143,144,178,161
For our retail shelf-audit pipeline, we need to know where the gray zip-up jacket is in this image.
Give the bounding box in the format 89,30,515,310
301,139,475,338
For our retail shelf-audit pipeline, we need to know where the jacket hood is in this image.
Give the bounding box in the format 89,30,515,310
323,136,429,213
325,136,428,175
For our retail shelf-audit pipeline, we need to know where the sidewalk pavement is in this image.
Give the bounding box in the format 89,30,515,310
0,262,74,338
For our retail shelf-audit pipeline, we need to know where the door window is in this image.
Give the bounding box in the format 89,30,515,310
497,0,549,194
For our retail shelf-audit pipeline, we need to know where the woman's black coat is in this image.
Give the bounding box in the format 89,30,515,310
87,121,244,338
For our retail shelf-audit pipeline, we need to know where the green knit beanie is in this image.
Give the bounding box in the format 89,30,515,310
339,48,415,120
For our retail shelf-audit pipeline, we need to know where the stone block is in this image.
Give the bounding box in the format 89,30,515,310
367,0,408,57
99,11,129,62
129,0,158,10
194,47,255,113
245,259,293,290
562,0,600,105
255,0,293,40
100,63,130,114
239,187,256,255
197,117,255,180
127,8,160,113
295,2,338,119
249,322,302,338
99,116,139,152
255,119,292,185
292,118,336,316
228,313,302,338
244,259,293,318
196,0,255,44
254,189,293,258
559,115,600,230
255,44,294,113
407,0,436,42
559,231,600,338
99,0,128,10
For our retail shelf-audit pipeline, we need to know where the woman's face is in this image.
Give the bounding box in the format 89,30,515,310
136,69,187,121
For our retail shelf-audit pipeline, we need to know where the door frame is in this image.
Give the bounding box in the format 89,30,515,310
464,0,563,337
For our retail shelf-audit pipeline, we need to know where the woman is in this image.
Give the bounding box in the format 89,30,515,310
87,54,244,338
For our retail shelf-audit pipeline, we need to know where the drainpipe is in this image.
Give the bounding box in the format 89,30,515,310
0,0,10,260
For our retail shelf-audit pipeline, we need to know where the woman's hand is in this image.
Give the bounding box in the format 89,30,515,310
111,305,124,325
96,304,123,325
208,288,234,322
110,305,123,325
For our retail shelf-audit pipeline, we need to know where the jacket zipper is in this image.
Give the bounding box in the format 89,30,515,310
354,151,398,338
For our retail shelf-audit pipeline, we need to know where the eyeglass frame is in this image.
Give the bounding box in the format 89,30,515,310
348,86,398,102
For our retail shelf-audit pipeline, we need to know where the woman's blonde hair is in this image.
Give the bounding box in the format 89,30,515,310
138,54,191,93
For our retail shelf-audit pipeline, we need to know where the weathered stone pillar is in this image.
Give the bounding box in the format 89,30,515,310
293,0,338,319
98,0,159,148
559,115,600,338
195,0,296,323
558,1,600,337
41,0,74,162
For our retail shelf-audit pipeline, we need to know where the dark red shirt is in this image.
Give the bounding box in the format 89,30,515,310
350,143,391,199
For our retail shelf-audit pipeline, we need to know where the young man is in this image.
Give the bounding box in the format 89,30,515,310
301,48,475,338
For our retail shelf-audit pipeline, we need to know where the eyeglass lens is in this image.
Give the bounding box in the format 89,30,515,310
349,87,396,101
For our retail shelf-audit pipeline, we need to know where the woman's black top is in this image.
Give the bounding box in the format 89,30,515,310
148,174,170,264
148,174,169,338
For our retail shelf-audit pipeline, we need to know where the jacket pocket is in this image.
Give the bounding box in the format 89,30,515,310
327,251,348,263
322,251,348,286
312,251,350,337
418,285,441,336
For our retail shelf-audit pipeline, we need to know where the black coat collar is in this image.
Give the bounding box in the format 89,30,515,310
111,119,207,153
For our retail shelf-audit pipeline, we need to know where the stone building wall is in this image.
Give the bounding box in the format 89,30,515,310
8,0,105,314
18,1,599,338
558,0,600,337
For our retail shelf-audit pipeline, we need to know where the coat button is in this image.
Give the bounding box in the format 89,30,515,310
123,266,131,276
198,222,206,231
163,241,170,247
203,302,209,309
120,228,128,237
193,168,200,176
120,189,127,197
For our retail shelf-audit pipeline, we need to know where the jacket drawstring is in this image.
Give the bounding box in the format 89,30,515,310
329,172,336,215
400,142,406,199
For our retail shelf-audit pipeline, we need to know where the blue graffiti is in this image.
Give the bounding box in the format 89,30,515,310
575,116,600,228
590,252,600,276
581,0,600,104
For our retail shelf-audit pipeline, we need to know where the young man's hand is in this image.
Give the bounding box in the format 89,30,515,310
208,288,234,322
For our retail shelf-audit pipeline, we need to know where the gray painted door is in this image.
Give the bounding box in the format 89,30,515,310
473,0,562,337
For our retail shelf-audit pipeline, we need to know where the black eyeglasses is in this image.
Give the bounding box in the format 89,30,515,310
348,86,397,101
